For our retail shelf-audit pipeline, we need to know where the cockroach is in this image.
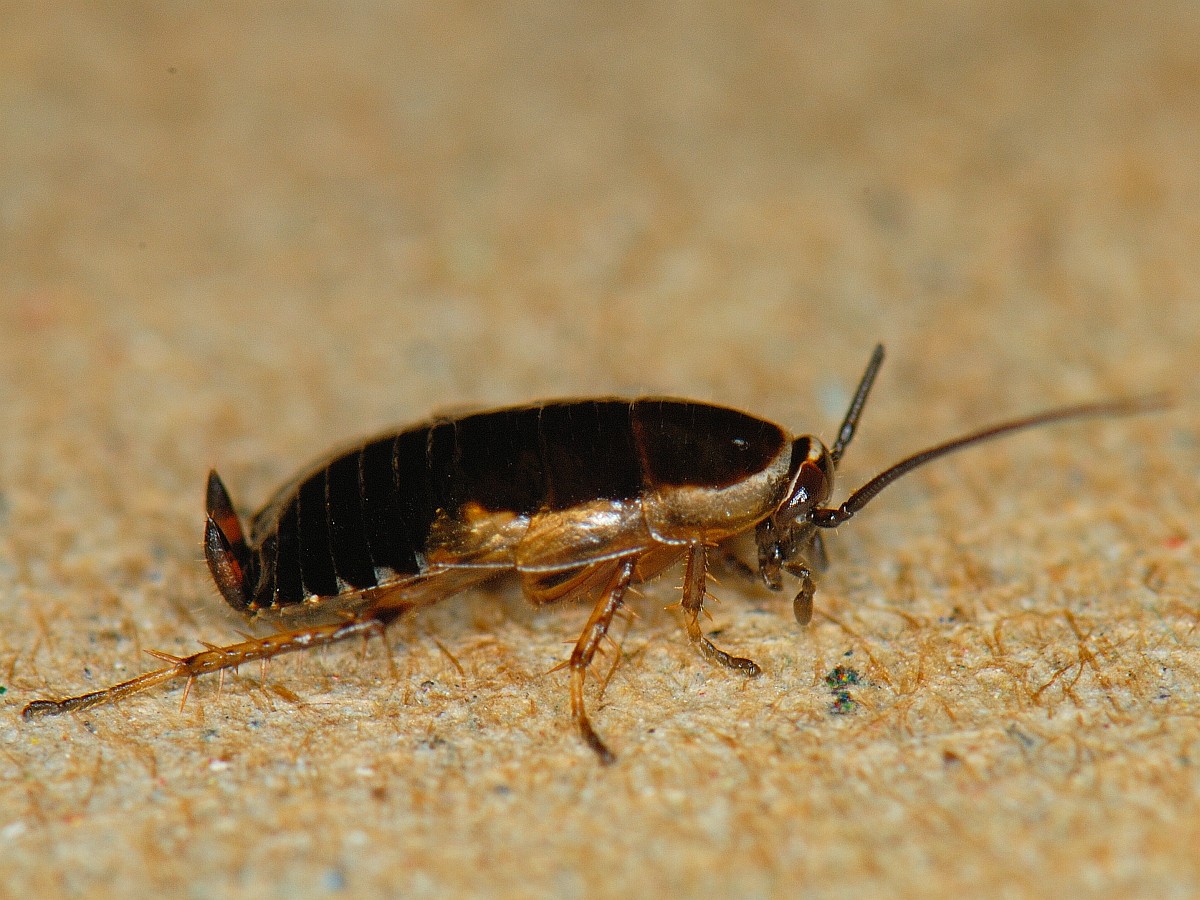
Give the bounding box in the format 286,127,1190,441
23,345,1167,763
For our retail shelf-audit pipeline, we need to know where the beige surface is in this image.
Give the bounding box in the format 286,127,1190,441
2,3,1198,897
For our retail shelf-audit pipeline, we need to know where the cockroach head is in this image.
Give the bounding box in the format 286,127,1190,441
780,435,835,520
754,436,834,589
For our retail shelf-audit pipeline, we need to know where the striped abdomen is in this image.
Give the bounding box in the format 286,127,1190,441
212,399,794,613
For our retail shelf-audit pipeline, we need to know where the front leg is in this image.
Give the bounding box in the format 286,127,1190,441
784,560,816,626
681,544,761,677
785,522,823,627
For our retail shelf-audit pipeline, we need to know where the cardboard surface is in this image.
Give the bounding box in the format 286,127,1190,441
1,3,1197,896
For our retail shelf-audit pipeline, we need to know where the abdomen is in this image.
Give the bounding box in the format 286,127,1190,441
242,399,789,610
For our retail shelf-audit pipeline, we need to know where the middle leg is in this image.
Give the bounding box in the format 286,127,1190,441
681,544,762,677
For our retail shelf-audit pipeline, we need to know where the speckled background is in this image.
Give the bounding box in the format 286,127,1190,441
1,2,1197,897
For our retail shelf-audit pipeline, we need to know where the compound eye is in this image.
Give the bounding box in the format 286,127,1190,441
777,467,829,525
794,461,831,512
781,436,833,520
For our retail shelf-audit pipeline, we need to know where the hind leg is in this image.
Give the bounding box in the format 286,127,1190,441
23,615,391,720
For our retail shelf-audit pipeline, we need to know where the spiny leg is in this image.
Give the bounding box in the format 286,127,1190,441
568,557,636,765
681,544,761,677
22,616,390,720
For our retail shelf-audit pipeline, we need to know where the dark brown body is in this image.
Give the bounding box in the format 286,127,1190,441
24,346,1165,763
226,399,797,621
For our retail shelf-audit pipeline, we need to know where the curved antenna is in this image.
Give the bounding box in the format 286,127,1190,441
810,393,1171,529
830,344,886,466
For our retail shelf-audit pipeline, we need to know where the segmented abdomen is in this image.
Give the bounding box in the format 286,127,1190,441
244,400,785,609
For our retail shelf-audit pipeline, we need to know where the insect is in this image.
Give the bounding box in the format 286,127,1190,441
23,345,1166,763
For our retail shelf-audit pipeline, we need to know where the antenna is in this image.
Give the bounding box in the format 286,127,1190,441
830,344,885,466
811,393,1171,528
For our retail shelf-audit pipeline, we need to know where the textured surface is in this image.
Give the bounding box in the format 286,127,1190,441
1,2,1197,897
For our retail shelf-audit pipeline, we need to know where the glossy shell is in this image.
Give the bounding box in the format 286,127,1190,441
236,399,794,612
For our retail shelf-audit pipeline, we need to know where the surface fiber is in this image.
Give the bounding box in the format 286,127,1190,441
1,3,1198,898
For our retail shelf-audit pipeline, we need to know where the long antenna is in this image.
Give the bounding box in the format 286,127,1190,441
810,392,1171,529
830,344,885,466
